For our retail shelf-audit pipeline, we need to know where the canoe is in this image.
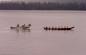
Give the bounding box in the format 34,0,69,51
44,27,75,30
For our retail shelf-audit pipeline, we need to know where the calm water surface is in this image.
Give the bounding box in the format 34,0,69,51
0,10,86,55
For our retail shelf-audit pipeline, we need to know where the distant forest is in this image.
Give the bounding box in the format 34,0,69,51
0,2,86,10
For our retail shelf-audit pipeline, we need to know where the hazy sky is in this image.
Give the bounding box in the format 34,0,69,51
0,0,85,3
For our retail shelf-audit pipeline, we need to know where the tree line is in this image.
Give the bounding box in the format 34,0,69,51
0,2,86,10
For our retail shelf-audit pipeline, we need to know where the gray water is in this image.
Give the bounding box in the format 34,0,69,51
0,10,86,55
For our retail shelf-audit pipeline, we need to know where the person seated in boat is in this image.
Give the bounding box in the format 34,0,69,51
54,27,58,30
21,24,25,29
51,27,55,30
25,24,31,28
10,24,19,29
28,24,31,27
44,27,48,30
16,24,20,27
23,24,31,28
21,24,31,30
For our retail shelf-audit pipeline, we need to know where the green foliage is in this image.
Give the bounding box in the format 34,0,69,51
0,2,86,10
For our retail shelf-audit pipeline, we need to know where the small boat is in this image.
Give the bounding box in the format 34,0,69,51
10,24,31,31
57,27,75,30
44,27,75,31
10,26,18,29
10,24,20,29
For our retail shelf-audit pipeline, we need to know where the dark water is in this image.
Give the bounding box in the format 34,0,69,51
0,10,86,55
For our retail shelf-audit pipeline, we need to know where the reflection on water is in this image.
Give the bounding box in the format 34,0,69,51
0,10,86,55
